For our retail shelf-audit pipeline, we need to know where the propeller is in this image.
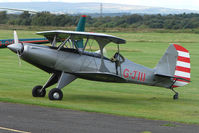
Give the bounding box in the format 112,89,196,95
7,30,24,66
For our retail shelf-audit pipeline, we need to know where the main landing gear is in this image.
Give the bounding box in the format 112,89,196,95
32,86,63,100
32,85,46,97
48,88,63,100
32,72,76,100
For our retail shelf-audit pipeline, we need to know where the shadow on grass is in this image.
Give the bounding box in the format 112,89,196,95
63,92,199,106
63,93,178,104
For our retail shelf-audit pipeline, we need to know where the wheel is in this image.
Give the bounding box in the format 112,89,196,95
173,93,178,100
32,85,46,97
48,88,63,100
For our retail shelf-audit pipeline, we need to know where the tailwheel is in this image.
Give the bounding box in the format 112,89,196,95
48,88,63,100
173,92,179,100
171,88,179,100
32,85,46,97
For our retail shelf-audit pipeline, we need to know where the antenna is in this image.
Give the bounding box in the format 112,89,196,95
100,3,103,17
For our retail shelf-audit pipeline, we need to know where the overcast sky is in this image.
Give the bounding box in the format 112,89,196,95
0,0,198,11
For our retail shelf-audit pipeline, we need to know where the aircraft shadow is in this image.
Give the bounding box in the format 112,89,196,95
63,94,181,104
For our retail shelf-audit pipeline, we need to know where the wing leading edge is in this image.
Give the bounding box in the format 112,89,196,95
36,30,126,44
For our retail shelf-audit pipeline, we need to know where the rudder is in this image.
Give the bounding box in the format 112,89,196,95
155,44,191,88
172,44,190,87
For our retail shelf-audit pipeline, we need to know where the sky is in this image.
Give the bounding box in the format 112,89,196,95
0,0,198,11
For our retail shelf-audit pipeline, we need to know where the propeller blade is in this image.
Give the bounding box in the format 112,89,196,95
8,30,23,67
17,50,22,67
14,30,19,44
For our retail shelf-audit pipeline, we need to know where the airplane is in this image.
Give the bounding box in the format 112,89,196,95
7,30,191,101
0,38,49,48
0,15,86,48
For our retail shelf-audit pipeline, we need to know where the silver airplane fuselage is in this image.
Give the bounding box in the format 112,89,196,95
8,43,172,89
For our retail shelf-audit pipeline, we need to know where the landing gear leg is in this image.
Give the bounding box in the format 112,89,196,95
170,78,179,100
48,72,77,101
32,73,60,98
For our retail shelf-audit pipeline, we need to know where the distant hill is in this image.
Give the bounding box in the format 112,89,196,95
0,2,199,15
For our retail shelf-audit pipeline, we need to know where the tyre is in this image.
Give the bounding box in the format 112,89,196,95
32,85,46,97
173,93,178,100
48,88,63,100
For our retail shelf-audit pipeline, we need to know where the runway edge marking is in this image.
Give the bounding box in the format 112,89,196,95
0,126,31,133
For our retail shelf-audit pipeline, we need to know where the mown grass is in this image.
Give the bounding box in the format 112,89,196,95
0,30,199,124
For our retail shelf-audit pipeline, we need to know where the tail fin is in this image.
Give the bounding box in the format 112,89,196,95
76,15,86,32
76,15,86,49
155,44,191,88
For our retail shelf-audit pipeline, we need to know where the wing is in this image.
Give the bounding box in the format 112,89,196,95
36,30,126,44
37,30,126,73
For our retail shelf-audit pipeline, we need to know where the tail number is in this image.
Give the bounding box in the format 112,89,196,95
123,68,146,82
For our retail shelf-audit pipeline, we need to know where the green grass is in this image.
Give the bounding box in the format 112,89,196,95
0,30,199,124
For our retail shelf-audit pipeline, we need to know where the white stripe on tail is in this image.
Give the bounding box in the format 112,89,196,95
178,51,190,58
176,61,190,68
173,44,191,88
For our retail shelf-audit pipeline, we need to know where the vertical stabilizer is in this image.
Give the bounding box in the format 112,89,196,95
155,44,178,77
76,15,86,48
76,15,86,32
155,44,191,88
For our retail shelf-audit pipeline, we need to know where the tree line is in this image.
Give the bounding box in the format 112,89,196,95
0,11,199,29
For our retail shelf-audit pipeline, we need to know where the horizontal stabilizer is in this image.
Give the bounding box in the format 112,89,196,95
155,74,191,82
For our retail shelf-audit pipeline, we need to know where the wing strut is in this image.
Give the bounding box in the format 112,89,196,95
117,44,122,76
58,35,71,50
83,37,89,51
73,40,81,53
52,35,57,47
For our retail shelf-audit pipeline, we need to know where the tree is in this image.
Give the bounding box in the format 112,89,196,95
0,11,7,24
19,11,31,25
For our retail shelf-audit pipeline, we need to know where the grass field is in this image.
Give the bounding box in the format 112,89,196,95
0,30,199,124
